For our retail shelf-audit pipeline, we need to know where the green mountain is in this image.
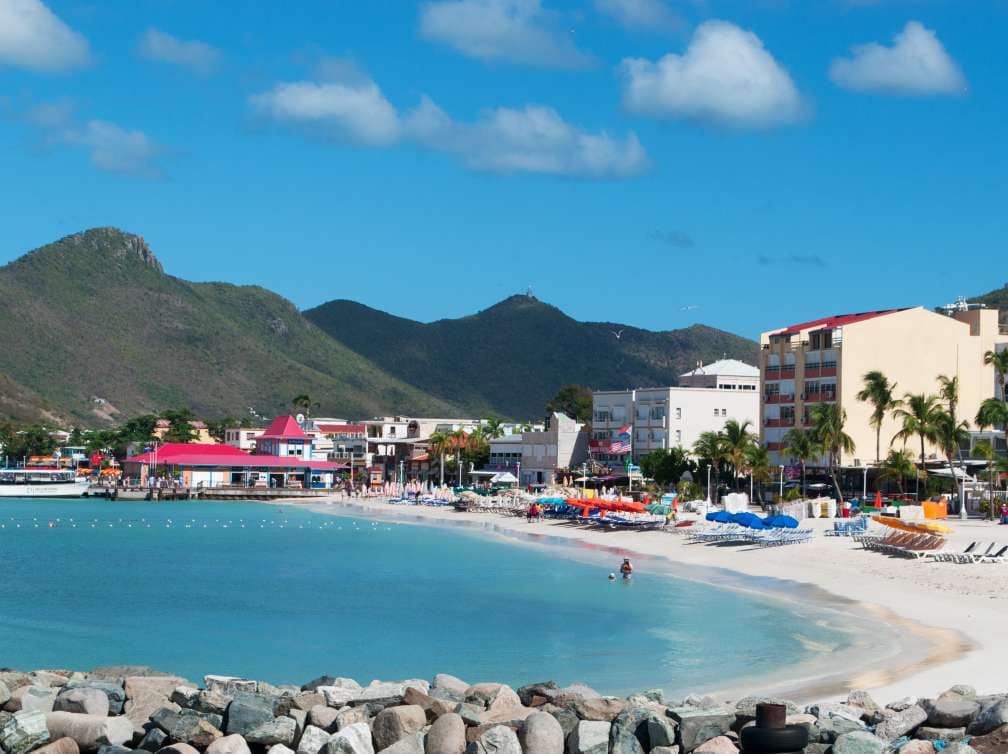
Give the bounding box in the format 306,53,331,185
0,228,460,425
972,285,1008,321
305,295,760,419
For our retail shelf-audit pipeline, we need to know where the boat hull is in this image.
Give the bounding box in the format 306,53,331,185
0,480,90,498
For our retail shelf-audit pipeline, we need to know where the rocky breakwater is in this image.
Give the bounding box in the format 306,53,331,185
3,669,1008,754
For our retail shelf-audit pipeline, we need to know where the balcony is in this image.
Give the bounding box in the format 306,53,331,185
764,417,795,428
764,366,795,381
766,442,785,452
764,393,796,404
802,362,837,379
803,391,837,403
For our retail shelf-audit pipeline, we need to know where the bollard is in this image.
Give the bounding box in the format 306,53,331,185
740,704,808,754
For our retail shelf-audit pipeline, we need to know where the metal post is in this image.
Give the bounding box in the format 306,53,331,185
862,467,868,499
779,465,784,499
707,464,712,503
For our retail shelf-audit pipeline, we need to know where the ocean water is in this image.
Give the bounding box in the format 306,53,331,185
0,499,853,694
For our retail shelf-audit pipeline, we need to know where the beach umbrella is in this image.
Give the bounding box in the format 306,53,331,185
765,515,799,529
708,511,732,523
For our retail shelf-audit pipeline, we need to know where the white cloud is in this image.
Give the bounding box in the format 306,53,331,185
619,20,804,127
138,28,221,74
406,97,647,177
0,0,89,71
594,0,680,32
829,21,966,95
418,0,592,69
62,120,162,178
250,70,645,179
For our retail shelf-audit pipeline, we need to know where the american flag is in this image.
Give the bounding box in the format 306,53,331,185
609,425,632,454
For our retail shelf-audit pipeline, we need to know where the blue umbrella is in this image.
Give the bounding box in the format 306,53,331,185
765,515,799,529
707,511,732,523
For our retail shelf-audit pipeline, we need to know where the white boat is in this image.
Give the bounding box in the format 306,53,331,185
0,468,90,498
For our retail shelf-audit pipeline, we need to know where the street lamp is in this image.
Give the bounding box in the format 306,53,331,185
706,464,712,504
862,466,868,500
779,465,785,500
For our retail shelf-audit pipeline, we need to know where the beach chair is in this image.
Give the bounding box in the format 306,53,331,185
928,541,978,563
981,544,1008,563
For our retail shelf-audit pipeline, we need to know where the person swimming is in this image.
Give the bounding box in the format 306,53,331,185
619,558,633,579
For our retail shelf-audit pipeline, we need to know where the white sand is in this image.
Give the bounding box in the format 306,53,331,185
283,497,1008,701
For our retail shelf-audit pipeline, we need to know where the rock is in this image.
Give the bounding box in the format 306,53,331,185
874,705,927,741
192,691,231,718
807,705,863,723
126,677,189,700
609,708,651,754
97,746,132,754
299,726,332,754
667,708,735,753
354,683,418,709
944,745,981,754
571,699,626,723
426,713,466,754
44,712,134,752
289,708,308,744
245,717,297,747
971,702,1008,736
567,721,610,754
309,705,340,733
317,682,362,710
898,742,934,754
804,745,830,754
334,707,368,732
270,746,296,754
969,724,1008,754
204,736,251,754
381,732,425,754
127,695,181,734
156,745,202,754
693,737,737,754
324,722,375,754
465,726,521,754
647,713,678,748
293,694,326,713
139,728,169,752
947,687,977,701
225,694,275,737
920,698,980,729
171,688,200,709
0,682,10,708
204,677,257,696
432,677,469,698
2,710,51,754
832,732,887,754
516,684,558,709
651,747,680,754
734,698,801,720
373,706,428,752
12,686,60,714
303,677,339,693
63,682,126,716
53,689,109,718
560,685,600,701
917,727,966,742
817,715,865,744
518,712,563,754
151,708,225,747
888,700,914,713
33,738,81,754
454,705,484,727
30,674,70,690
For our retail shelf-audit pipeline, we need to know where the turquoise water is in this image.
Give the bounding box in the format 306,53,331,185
0,499,851,694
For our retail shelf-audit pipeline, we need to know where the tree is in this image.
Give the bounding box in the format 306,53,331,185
977,397,1008,434
745,443,773,503
933,407,970,511
692,430,726,499
639,447,696,488
809,403,855,502
205,418,236,443
720,418,757,491
68,427,84,447
879,448,917,495
856,371,898,463
291,394,318,422
0,423,57,460
973,439,997,520
160,408,197,444
892,393,941,500
937,374,959,423
984,348,1008,414
545,385,593,424
782,428,820,498
482,417,505,439
428,431,449,486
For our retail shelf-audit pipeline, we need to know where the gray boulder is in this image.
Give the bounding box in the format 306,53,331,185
567,721,610,754
917,727,966,742
324,722,375,754
54,689,109,717
380,732,425,754
225,694,275,737
518,712,563,754
192,691,231,718
318,681,362,710
298,725,332,754
156,744,201,754
310,705,340,732
334,707,368,731
16,686,60,714
269,746,296,754
832,731,887,754
205,735,252,754
647,713,678,749
243,716,296,747
734,698,801,720
465,725,520,754
97,746,132,754
139,728,169,752
946,686,977,701
921,698,980,728
516,684,558,709
150,708,224,748
609,708,651,754
874,704,927,741
651,748,680,754
44,712,134,752
204,677,257,696
0,681,10,708
1,710,51,754
374,706,428,751
943,745,980,754
667,708,735,753
426,713,466,754
818,714,866,743
64,682,126,716
969,700,1008,736
432,677,469,699
570,699,625,723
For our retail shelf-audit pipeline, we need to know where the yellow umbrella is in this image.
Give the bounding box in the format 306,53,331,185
873,515,952,535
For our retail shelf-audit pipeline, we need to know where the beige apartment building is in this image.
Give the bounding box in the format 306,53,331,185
760,305,1008,466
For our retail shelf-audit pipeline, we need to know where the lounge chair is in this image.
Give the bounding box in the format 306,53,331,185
981,544,1008,563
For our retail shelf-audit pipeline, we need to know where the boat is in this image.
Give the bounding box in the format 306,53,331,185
0,467,91,498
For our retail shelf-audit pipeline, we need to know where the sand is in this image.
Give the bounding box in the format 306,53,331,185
280,496,1008,701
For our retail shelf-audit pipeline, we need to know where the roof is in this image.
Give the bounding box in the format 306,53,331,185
680,359,758,378
775,309,908,336
316,423,366,435
123,443,345,470
259,415,308,440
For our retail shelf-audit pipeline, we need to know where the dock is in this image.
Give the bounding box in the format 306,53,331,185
86,486,332,501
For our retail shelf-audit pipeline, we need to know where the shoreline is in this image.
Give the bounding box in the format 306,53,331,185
273,496,1000,703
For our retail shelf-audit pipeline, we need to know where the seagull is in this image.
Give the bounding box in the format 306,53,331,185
611,329,624,339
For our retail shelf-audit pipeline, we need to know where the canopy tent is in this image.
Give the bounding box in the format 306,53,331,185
490,471,518,484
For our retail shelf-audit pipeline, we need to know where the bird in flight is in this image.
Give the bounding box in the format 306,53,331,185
611,329,624,339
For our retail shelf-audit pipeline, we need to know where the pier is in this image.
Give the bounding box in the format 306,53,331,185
85,485,332,501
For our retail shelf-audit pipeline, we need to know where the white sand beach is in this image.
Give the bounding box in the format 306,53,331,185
286,496,1008,702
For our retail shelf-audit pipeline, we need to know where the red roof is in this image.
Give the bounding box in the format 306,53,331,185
124,443,345,471
776,309,908,336
316,423,366,435
260,415,308,440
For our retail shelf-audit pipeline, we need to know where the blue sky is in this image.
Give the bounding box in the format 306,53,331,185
1,0,1005,339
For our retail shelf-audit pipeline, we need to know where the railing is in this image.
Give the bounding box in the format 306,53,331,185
764,393,796,404
803,391,837,403
764,367,796,380
766,442,785,451
763,417,795,428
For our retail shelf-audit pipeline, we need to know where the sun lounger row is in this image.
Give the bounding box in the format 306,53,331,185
828,517,869,537
859,531,945,558
927,541,1008,564
686,524,813,546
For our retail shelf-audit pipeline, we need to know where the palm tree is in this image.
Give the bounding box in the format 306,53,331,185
809,403,855,502
427,431,449,486
892,393,941,500
482,417,505,439
977,397,1008,434
984,348,1008,412
744,443,773,504
973,439,996,520
692,431,726,501
291,394,317,423
720,419,757,491
937,374,959,422
856,371,898,464
782,427,819,498
879,448,917,495
934,407,970,514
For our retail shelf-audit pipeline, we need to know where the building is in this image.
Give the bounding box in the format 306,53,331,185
152,419,217,444
759,305,1008,466
486,412,589,486
591,360,761,465
363,416,482,481
255,415,313,459
223,427,264,452
122,442,344,489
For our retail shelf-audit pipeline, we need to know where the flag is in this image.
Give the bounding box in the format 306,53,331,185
610,425,632,454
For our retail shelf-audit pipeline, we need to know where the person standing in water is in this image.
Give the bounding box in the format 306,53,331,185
619,558,633,579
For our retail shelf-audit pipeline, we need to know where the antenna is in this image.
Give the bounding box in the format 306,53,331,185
526,285,534,298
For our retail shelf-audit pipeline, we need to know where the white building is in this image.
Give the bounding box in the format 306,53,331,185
223,427,264,452
487,413,589,487
591,359,760,464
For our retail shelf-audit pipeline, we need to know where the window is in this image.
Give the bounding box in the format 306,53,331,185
636,406,649,421
651,406,666,420
713,408,719,416
594,409,610,423
675,430,682,443
675,407,682,419
612,406,626,421
721,409,727,417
